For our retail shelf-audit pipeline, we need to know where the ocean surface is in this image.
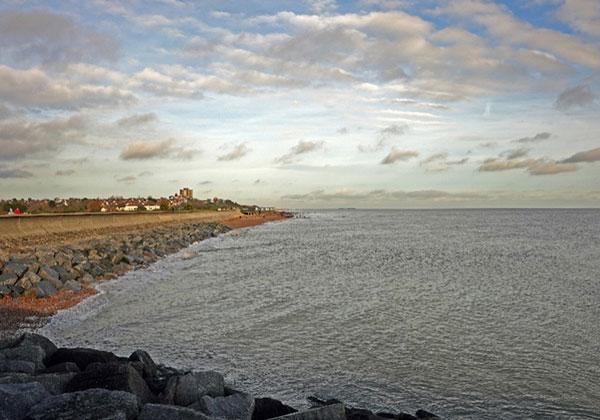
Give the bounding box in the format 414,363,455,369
43,210,600,419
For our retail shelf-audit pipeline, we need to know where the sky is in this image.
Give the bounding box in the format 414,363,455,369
0,0,599,208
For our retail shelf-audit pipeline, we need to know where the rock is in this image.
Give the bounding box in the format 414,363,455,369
36,281,58,298
2,262,28,278
41,362,81,374
271,404,346,420
2,344,46,370
193,392,255,420
54,251,72,267
16,271,41,289
61,280,82,293
8,284,25,297
46,347,119,370
65,362,156,405
253,397,298,420
139,403,212,420
397,414,418,420
0,360,36,374
5,333,57,363
0,336,21,350
38,266,60,284
0,372,76,395
51,265,72,282
128,349,157,378
26,388,139,420
162,371,224,406
0,285,12,297
0,382,51,420
345,408,390,420
0,273,18,286
415,410,439,419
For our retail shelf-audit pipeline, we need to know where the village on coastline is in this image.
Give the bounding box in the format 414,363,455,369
1,187,275,216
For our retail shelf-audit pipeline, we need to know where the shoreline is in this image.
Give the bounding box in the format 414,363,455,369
0,211,291,337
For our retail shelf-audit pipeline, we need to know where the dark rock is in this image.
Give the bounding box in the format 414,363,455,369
0,372,76,395
0,285,12,297
2,344,46,370
50,265,71,282
0,336,21,350
2,262,28,278
415,410,439,419
8,284,25,297
61,280,82,293
46,347,119,370
193,392,255,420
271,404,346,420
0,360,36,374
0,382,51,420
308,397,343,407
139,403,212,420
398,414,418,420
128,349,157,378
9,333,57,363
345,408,389,420
0,273,18,286
376,413,399,419
65,362,155,405
41,362,80,374
26,388,139,420
162,371,224,406
36,281,58,298
253,397,298,420
38,266,60,284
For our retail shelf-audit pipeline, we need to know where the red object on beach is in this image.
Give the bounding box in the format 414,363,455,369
14,208,21,215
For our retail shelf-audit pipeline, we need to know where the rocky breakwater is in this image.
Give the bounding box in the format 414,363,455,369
0,222,230,301
0,333,442,420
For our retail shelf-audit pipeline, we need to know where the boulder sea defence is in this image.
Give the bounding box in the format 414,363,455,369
0,221,231,301
0,333,442,420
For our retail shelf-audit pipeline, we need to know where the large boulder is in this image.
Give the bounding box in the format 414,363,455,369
41,362,80,374
0,382,51,420
46,347,119,371
128,350,157,378
36,281,58,298
193,392,255,420
0,372,76,395
2,262,28,278
4,333,57,362
65,362,155,405
2,345,46,370
162,371,224,406
26,388,139,420
271,404,346,420
38,266,60,284
139,404,213,420
0,273,18,286
414,410,439,419
0,360,36,374
253,397,297,420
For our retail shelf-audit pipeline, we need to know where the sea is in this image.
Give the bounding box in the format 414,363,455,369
42,209,600,419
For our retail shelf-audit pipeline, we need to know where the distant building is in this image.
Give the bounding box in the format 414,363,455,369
123,204,138,211
145,205,160,211
179,188,193,199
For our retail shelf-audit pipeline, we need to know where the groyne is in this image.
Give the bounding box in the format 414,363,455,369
0,332,441,419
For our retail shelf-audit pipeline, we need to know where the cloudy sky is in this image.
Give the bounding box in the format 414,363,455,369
1,0,599,208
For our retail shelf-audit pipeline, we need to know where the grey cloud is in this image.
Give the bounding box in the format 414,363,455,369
275,140,324,164
380,124,408,137
120,139,198,160
501,148,530,159
0,65,136,109
555,85,596,110
117,176,136,183
218,143,250,161
447,157,469,165
561,146,600,163
515,132,551,143
138,171,153,176
479,157,578,175
359,124,408,153
0,167,34,178
420,152,447,165
337,127,348,134
529,160,578,175
55,169,75,176
381,148,419,164
0,115,87,161
0,9,118,65
254,179,261,184
199,180,212,185
117,113,157,127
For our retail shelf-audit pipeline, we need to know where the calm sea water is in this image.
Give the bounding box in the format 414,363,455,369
43,210,600,419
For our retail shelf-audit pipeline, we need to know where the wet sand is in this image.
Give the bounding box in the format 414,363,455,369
0,211,290,337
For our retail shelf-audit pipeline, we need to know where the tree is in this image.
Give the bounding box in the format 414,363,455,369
86,200,102,212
